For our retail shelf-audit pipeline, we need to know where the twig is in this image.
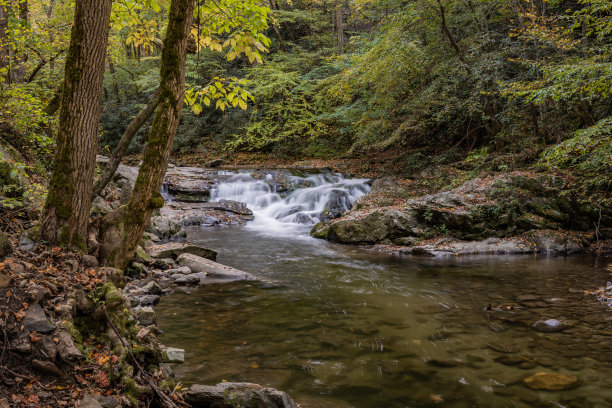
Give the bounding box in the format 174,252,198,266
103,307,179,408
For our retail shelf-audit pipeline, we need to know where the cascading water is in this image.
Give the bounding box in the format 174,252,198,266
209,172,371,234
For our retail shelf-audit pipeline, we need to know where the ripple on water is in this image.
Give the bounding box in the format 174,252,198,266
153,224,612,408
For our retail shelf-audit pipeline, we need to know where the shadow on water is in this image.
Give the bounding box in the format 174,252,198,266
155,225,612,408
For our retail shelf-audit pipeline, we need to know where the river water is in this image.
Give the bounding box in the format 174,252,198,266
155,171,612,408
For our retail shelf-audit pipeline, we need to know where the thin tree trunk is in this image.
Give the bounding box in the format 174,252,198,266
336,1,344,54
13,0,28,83
108,59,120,101
47,0,55,77
26,49,64,83
99,0,195,268
92,89,160,199
41,0,112,248
0,2,9,84
435,0,468,67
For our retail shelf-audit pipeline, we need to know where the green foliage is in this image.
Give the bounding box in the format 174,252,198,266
540,117,612,205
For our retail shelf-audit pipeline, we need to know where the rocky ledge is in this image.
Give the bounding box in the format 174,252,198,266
312,173,607,255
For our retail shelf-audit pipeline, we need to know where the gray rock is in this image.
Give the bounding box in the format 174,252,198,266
139,295,160,306
166,266,192,275
56,331,84,362
186,383,298,408
174,273,201,285
142,231,161,243
320,189,352,221
177,254,256,281
532,319,566,332
142,281,162,295
162,347,185,363
147,216,181,239
134,306,156,326
79,393,103,408
133,245,152,264
206,158,225,168
23,304,56,334
147,242,217,261
525,230,584,255
91,196,113,217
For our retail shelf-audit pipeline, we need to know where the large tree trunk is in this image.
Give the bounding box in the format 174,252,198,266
99,0,195,268
41,0,112,248
0,2,9,84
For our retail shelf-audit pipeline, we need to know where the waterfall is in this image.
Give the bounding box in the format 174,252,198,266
210,172,370,233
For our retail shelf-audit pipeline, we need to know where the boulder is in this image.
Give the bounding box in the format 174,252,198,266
312,209,418,243
320,189,351,221
147,242,217,261
147,216,181,239
525,230,584,255
177,254,256,281
186,383,298,408
524,372,579,391
142,281,162,296
206,158,225,168
134,306,156,326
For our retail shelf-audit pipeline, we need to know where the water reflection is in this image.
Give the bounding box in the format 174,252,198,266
155,227,612,407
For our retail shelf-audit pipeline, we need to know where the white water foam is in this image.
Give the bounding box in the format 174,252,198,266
209,172,370,235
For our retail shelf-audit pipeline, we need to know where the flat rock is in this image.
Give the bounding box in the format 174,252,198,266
147,242,217,261
186,382,297,408
176,254,256,281
23,304,56,334
162,347,185,363
174,273,201,285
524,372,579,391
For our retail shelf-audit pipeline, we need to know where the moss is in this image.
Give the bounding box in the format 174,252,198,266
149,193,164,209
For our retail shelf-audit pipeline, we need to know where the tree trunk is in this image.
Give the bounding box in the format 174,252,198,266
99,0,195,268
108,59,120,101
41,0,112,249
435,0,467,67
92,89,160,199
13,0,28,83
336,1,344,54
0,2,9,84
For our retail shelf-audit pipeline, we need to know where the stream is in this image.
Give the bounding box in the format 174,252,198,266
155,170,612,408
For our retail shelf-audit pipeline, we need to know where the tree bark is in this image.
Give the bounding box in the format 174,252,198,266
92,89,160,199
12,0,28,83
435,0,468,68
41,0,112,249
99,0,195,268
336,1,344,54
0,1,10,84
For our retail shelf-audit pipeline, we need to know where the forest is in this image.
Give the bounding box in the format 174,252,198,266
0,0,612,407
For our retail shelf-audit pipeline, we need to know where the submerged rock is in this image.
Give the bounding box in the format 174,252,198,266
176,254,256,282
532,318,566,332
524,372,579,391
186,382,298,408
